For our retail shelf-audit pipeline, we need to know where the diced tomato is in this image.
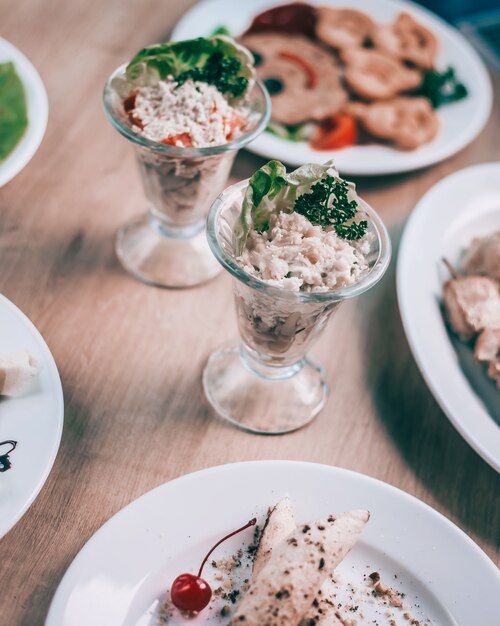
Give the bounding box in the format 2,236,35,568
278,51,317,88
310,113,357,150
124,91,144,129
225,112,247,140
161,133,193,147
128,114,144,130
123,91,138,112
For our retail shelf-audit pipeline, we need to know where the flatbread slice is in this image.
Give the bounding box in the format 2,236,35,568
230,510,369,626
253,496,296,576
300,577,344,625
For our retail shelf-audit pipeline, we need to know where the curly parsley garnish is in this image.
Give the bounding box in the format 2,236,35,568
177,52,248,98
294,176,368,240
418,66,468,109
335,221,369,240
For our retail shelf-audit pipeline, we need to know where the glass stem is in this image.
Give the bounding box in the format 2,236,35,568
147,208,205,240
239,345,304,381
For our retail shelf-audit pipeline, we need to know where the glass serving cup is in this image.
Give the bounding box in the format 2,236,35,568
204,180,391,434
102,65,271,288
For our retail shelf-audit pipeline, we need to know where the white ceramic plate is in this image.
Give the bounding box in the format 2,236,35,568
46,460,499,625
397,162,500,472
172,0,492,175
0,294,64,537
0,37,48,187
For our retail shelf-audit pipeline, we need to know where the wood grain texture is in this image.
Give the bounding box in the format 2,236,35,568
0,1,499,624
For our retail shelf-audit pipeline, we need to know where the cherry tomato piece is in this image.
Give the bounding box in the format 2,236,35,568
226,112,247,140
310,113,357,150
161,132,193,147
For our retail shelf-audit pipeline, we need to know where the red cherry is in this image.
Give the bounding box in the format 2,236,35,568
170,573,212,612
170,517,257,614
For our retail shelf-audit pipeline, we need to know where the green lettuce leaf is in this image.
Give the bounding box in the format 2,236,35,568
0,62,28,161
241,160,288,233
236,160,343,251
124,35,255,101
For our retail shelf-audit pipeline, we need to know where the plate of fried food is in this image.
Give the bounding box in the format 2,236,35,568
397,162,500,471
172,0,492,175
46,461,499,625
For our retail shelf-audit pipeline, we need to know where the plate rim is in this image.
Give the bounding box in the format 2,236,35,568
0,293,64,537
0,36,49,187
396,161,500,472
45,459,500,625
171,0,493,175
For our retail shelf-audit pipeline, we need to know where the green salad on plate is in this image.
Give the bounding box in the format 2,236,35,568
0,61,28,161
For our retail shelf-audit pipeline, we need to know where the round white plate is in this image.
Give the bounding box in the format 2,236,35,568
0,294,64,537
46,460,499,626
397,162,500,472
172,0,492,175
0,37,48,187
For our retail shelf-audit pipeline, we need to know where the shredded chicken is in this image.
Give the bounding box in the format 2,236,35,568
238,212,370,293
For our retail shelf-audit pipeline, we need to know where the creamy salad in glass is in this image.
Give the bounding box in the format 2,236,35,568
236,160,371,293
204,160,391,433
103,36,270,287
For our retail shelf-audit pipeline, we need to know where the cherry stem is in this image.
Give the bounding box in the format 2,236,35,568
197,518,257,578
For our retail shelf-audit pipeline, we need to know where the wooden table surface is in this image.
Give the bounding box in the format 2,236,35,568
1,1,499,623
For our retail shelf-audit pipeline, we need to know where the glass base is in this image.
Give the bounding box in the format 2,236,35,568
202,344,328,434
115,214,222,288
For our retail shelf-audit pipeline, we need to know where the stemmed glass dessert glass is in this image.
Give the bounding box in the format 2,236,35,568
103,65,270,288
204,180,391,434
